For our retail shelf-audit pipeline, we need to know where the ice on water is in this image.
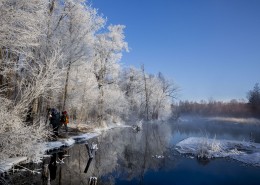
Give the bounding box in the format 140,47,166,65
71,132,100,143
176,137,260,166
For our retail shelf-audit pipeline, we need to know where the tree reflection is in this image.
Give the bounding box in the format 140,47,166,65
49,153,57,181
38,123,175,185
43,120,260,185
7,123,176,185
7,119,260,185
84,158,93,174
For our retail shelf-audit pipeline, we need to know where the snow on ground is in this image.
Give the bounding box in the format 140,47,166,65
0,135,96,174
71,123,131,142
45,138,75,151
176,137,260,166
46,123,129,149
0,157,27,173
0,123,130,173
71,132,101,143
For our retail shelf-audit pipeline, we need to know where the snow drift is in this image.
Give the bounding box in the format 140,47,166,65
176,137,260,166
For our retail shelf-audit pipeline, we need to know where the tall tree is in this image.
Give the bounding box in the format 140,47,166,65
0,0,65,162
120,67,177,121
61,0,104,110
92,25,128,126
0,0,48,98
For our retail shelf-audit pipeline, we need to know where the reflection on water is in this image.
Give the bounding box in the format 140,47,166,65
49,153,57,181
8,118,260,185
84,158,93,174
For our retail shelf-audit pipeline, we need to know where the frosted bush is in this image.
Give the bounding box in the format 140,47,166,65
197,136,221,159
0,98,48,163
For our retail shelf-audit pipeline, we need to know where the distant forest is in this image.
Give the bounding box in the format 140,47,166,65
176,83,260,118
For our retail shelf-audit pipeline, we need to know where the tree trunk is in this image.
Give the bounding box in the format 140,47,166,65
142,65,149,121
97,82,104,127
62,7,73,111
63,62,71,110
0,47,3,88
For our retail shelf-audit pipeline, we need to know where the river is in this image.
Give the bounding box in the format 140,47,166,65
6,117,260,185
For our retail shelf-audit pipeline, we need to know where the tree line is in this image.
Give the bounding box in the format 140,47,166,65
0,0,177,161
177,83,260,118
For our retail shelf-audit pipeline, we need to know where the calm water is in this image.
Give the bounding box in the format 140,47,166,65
8,117,260,185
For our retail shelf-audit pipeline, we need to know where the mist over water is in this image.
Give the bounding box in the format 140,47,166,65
175,116,260,143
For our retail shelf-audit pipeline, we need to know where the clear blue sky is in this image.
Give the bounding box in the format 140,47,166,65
90,0,260,102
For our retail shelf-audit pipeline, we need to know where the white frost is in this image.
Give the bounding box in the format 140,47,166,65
176,137,260,166
45,138,75,151
0,157,27,173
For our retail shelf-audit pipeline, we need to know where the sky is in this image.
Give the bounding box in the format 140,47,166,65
90,0,260,102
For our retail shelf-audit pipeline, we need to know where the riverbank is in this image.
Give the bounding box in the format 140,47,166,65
0,122,131,174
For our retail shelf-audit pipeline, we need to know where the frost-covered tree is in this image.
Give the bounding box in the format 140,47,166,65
0,0,65,162
65,62,99,123
103,83,129,122
0,0,178,165
120,67,144,116
120,67,177,121
0,0,47,57
150,72,178,120
57,0,104,110
0,0,48,98
91,25,128,126
0,98,47,162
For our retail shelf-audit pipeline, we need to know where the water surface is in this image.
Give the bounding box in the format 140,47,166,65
8,117,260,185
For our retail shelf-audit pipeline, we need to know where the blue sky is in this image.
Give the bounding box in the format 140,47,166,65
90,0,260,102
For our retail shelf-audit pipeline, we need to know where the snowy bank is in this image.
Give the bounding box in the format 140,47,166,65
45,138,75,151
176,137,260,166
71,124,131,143
0,123,130,173
45,124,128,150
71,132,101,143
0,157,27,173
0,133,100,173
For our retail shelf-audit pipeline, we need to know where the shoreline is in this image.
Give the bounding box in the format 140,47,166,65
0,123,131,174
